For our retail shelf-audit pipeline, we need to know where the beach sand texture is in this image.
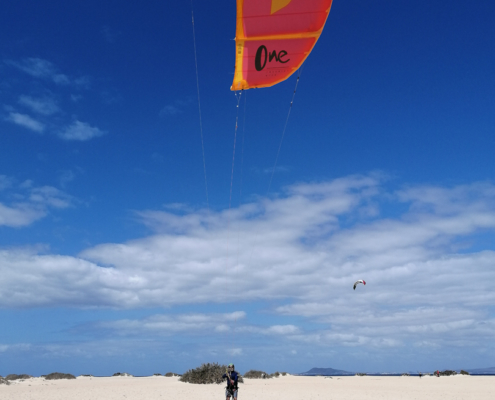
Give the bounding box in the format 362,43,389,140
1,374,493,400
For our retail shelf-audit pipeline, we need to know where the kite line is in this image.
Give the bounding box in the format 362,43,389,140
267,65,304,194
190,0,210,213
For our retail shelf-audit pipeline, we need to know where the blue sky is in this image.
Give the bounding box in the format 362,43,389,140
1,0,494,376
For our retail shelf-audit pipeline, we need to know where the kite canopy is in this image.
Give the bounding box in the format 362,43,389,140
353,280,366,290
231,0,333,90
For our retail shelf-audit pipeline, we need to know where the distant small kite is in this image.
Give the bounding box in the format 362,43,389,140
353,280,366,290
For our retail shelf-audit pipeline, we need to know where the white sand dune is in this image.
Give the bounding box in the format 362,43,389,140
1,374,493,400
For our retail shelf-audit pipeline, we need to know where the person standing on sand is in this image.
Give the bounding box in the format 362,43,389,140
222,363,239,400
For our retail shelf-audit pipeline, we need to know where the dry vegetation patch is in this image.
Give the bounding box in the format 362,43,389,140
180,363,243,384
6,374,32,381
45,372,76,380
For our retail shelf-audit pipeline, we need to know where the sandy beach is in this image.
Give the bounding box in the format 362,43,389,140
1,374,493,400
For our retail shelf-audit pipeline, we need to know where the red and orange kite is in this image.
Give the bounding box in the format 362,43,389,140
231,0,333,90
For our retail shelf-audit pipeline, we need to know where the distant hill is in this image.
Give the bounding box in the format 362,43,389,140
299,366,495,376
466,367,495,375
299,367,354,376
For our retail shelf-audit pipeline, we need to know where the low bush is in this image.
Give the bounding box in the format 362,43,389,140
244,370,269,379
165,372,181,377
180,363,243,384
0,376,10,385
45,373,76,380
6,374,32,381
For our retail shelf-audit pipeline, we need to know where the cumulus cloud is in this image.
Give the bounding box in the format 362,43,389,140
3,58,105,143
67,311,298,349
0,179,73,227
0,203,45,227
236,324,301,336
101,26,121,43
3,57,92,88
280,286,495,348
59,170,76,187
0,175,13,191
18,95,60,115
6,58,70,85
160,105,181,116
6,112,45,132
262,165,291,174
83,312,247,337
29,186,72,208
0,175,494,352
59,120,106,141
159,97,194,117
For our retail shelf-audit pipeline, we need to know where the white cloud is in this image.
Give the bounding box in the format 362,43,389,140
87,312,247,337
229,348,243,356
59,170,76,187
7,58,70,85
6,112,45,132
29,186,72,208
160,105,181,116
0,179,73,227
0,203,45,227
0,175,494,352
0,175,13,191
236,324,301,336
262,165,291,174
18,95,60,115
59,120,106,141
101,26,121,43
73,312,299,349
160,98,194,117
7,58,69,84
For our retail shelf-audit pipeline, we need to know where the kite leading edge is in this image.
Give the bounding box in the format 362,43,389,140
231,0,334,90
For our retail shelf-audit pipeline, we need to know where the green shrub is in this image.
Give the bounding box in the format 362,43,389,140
244,370,269,379
45,372,76,380
180,363,243,384
6,374,32,381
165,372,181,377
